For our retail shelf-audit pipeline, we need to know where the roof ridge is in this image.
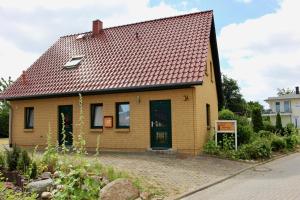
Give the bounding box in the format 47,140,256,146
61,10,213,38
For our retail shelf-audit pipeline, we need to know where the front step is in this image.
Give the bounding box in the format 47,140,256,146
147,148,177,155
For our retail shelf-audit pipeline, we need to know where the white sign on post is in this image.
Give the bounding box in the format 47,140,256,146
215,120,237,150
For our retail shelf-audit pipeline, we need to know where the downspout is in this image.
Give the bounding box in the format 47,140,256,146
192,88,196,155
8,101,12,147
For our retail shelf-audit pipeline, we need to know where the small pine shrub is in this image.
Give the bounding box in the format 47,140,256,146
276,113,283,134
30,162,38,179
252,107,264,132
6,145,21,171
271,136,286,151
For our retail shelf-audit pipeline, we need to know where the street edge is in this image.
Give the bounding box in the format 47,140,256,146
174,151,299,200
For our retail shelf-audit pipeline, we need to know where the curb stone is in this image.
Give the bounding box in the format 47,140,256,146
174,150,299,200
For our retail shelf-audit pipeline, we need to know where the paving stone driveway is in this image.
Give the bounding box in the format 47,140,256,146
97,152,252,198
184,152,300,200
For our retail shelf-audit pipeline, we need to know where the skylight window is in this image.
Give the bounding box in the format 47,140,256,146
76,34,86,40
64,55,84,68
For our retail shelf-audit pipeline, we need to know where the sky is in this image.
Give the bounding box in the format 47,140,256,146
0,0,298,107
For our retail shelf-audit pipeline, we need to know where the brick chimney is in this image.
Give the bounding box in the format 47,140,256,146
22,70,27,85
92,20,103,36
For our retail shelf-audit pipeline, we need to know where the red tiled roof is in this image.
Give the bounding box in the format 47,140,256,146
0,10,215,100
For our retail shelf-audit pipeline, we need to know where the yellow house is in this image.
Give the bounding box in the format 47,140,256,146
0,10,223,155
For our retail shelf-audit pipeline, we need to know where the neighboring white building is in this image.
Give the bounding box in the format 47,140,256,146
264,87,300,128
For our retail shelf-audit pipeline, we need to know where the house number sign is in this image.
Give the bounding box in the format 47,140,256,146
104,116,113,128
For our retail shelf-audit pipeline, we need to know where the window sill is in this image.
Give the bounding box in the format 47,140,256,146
90,128,103,133
115,128,130,133
24,129,34,132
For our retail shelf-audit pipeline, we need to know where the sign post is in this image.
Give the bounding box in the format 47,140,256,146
215,120,237,150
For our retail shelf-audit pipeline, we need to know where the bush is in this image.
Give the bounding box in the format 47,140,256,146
219,109,235,120
276,113,283,134
237,124,253,145
271,136,286,151
252,107,263,132
5,145,21,171
0,152,5,168
263,120,276,132
30,161,38,179
0,108,9,138
203,140,220,155
285,135,298,150
258,130,273,139
17,150,31,173
237,138,271,160
283,123,298,136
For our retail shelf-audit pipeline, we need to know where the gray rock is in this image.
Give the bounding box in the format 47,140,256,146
41,191,52,199
53,171,59,179
100,178,139,200
41,172,52,180
27,178,54,196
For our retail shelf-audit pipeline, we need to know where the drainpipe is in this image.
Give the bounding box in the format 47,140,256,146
8,101,12,147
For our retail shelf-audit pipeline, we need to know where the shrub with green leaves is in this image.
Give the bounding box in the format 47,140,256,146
283,123,298,136
271,136,286,151
285,134,298,150
219,109,235,120
203,140,220,155
258,130,273,139
237,138,271,160
263,120,276,132
0,152,5,168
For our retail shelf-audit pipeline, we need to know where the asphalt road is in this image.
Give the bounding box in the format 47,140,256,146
183,153,300,200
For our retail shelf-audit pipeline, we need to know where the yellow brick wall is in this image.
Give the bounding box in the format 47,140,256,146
193,43,219,153
10,88,198,154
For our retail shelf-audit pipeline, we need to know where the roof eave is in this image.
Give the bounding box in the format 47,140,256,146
1,81,203,101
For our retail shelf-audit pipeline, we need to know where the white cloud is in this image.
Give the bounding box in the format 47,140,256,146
218,0,300,107
0,37,38,79
236,0,252,3
0,0,197,80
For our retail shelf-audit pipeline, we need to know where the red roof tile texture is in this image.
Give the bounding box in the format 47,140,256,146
0,10,214,100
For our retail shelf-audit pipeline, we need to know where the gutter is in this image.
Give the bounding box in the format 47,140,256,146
8,102,12,147
1,81,203,101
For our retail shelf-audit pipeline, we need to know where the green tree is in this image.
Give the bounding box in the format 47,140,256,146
222,75,247,115
251,107,263,132
0,77,13,137
276,112,283,133
277,88,294,96
246,101,264,117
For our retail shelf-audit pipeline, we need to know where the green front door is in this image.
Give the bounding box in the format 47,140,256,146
150,100,172,149
58,105,73,146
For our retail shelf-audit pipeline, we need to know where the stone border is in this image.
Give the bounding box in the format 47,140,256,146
174,151,299,200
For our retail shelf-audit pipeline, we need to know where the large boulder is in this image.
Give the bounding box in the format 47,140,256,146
27,178,54,196
100,178,139,200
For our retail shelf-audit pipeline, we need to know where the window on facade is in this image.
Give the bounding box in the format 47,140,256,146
284,101,290,112
116,102,130,128
64,55,84,68
91,104,103,128
275,102,280,113
206,104,211,130
25,107,34,129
